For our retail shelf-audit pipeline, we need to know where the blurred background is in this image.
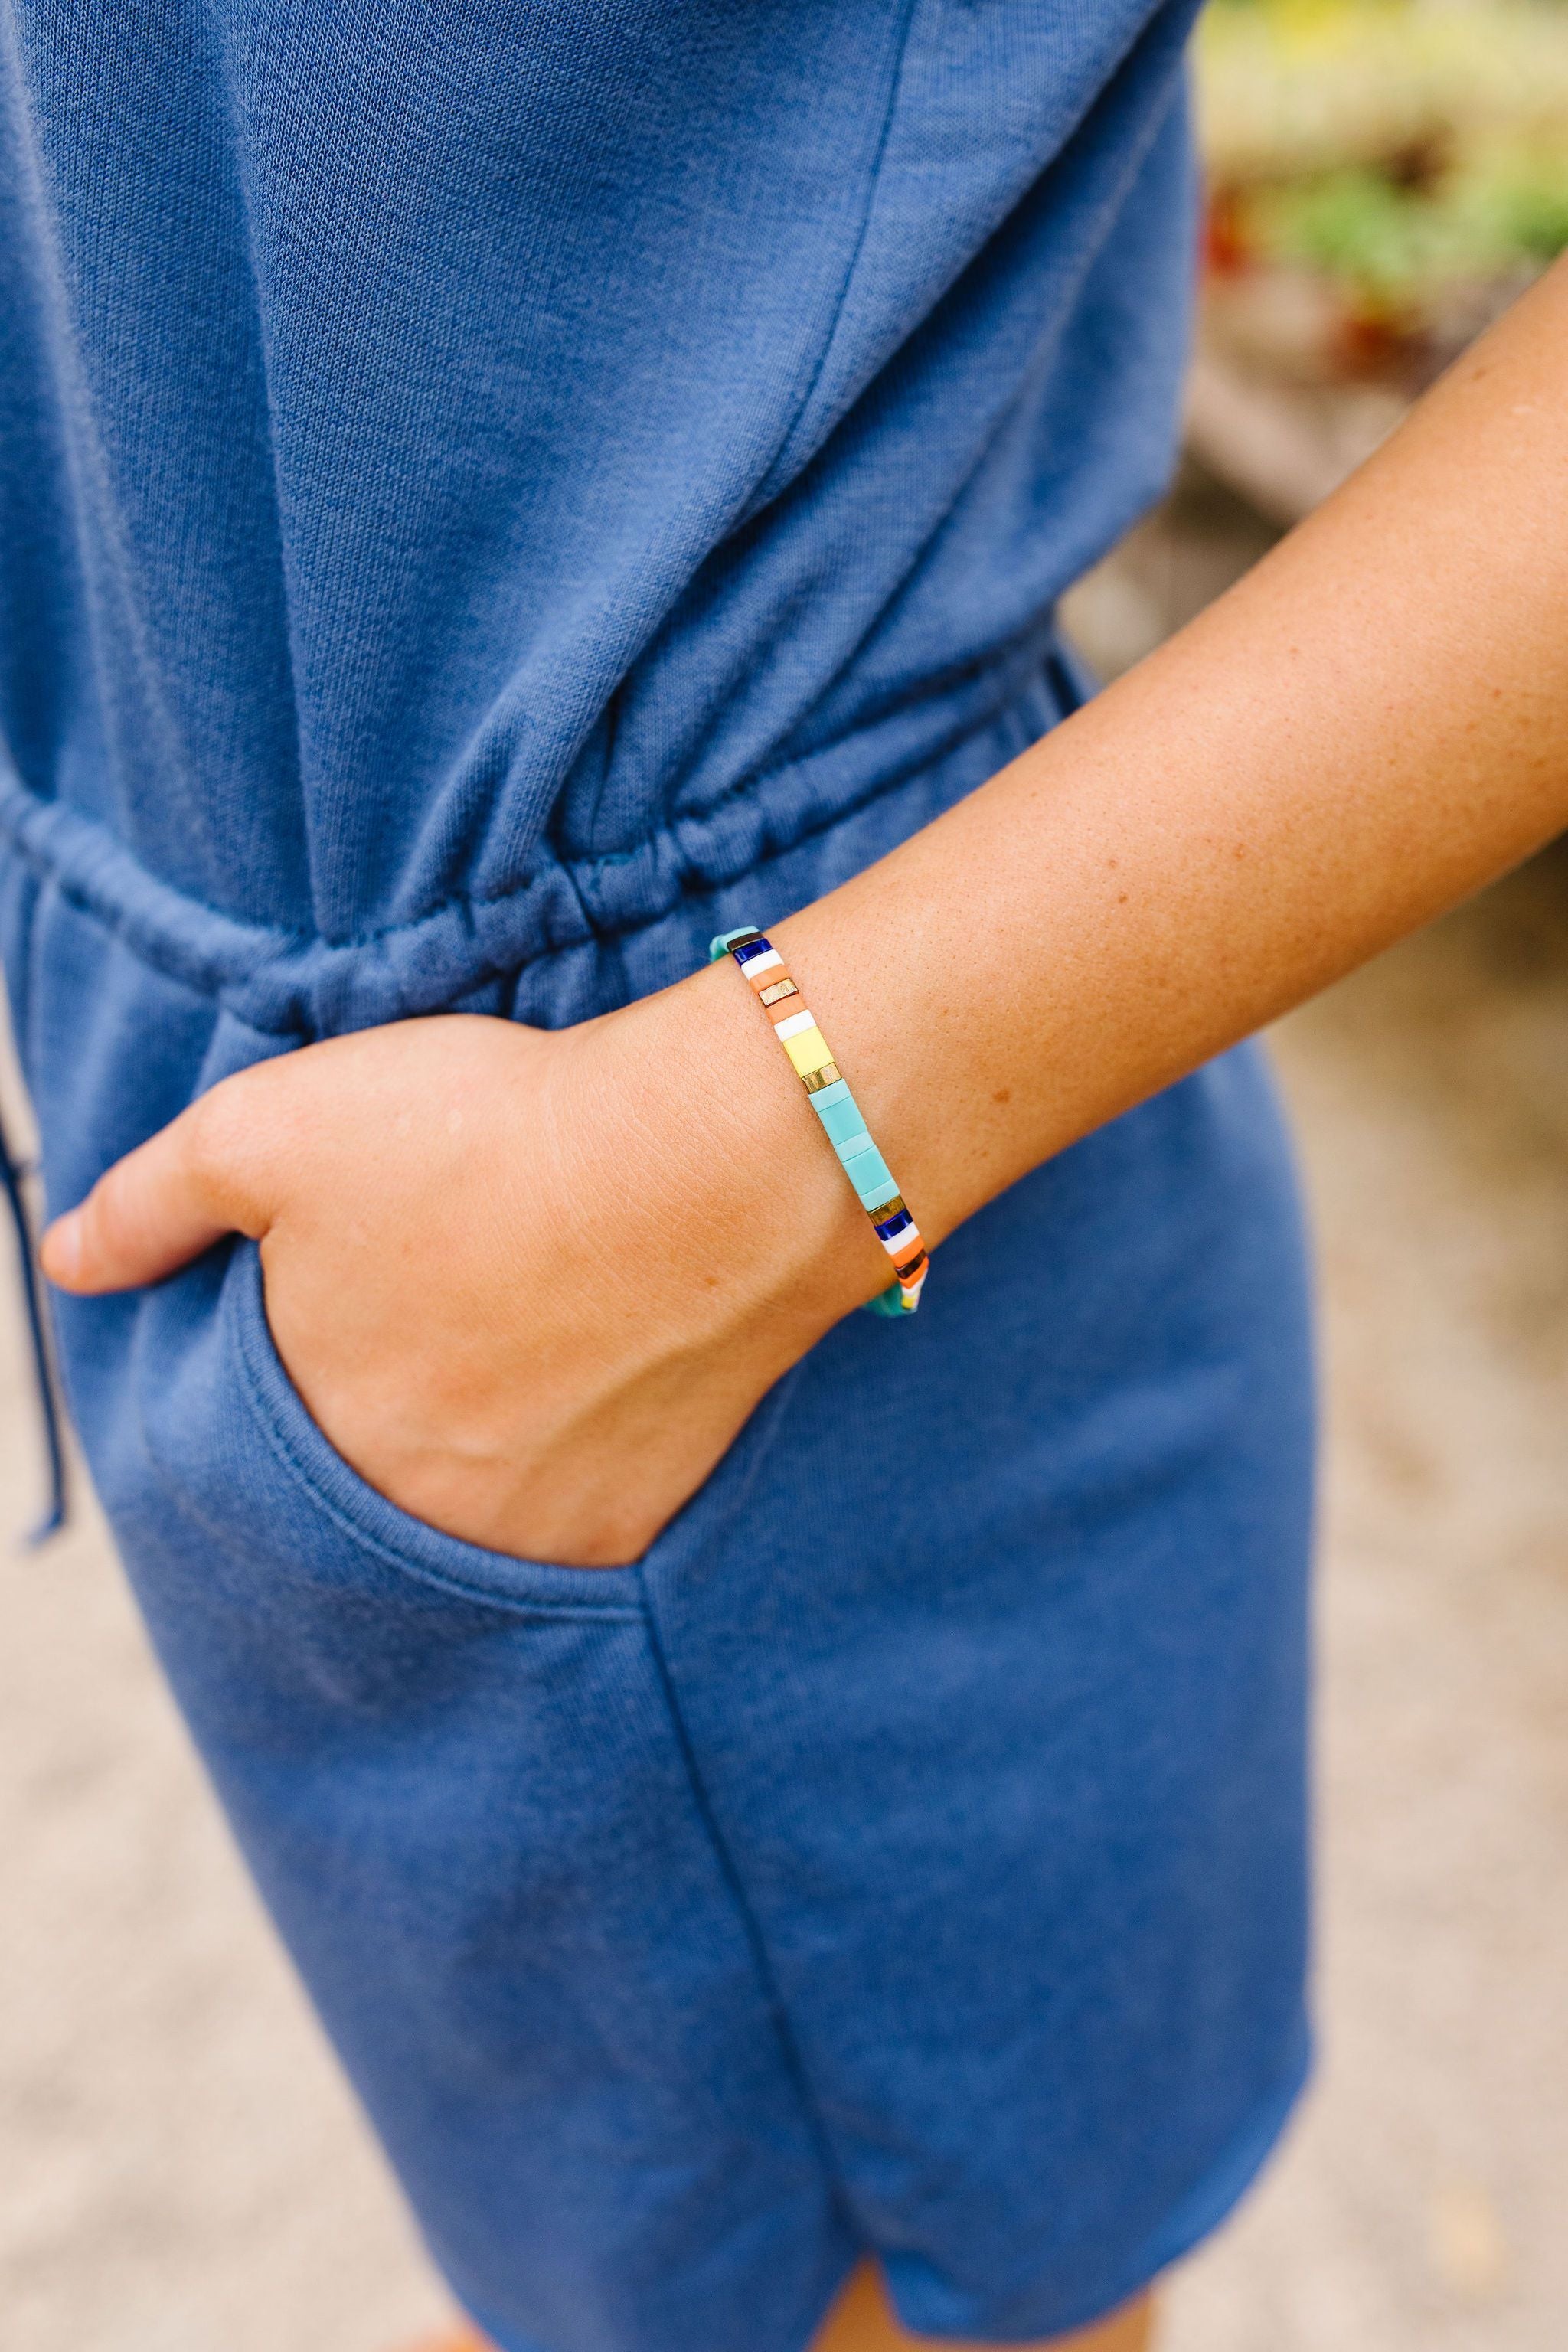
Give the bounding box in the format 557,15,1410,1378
4,2,1567,2345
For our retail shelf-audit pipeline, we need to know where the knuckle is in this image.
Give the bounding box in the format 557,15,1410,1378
182,1074,263,1205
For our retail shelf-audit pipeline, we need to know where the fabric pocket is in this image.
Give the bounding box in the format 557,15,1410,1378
227,1239,652,1613
131,1234,791,1625
106,1236,853,2352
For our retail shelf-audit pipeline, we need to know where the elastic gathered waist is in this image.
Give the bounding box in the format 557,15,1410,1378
0,640,1076,1041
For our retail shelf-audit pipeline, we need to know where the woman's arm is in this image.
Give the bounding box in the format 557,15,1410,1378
41,256,1568,1566
776,248,1568,1246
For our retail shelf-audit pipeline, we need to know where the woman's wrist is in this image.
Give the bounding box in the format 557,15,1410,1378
593,951,897,1352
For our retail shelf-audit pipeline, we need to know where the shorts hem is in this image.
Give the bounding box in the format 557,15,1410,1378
445,2246,863,2352
884,2020,1312,2344
430,2027,1310,2351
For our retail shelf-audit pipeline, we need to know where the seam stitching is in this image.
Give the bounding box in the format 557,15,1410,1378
634,1578,857,2216
743,0,922,519
629,1362,860,2228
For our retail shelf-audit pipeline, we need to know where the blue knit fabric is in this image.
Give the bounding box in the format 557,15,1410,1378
0,6,1315,2348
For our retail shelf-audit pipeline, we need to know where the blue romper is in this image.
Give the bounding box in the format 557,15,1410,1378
0,4,1315,2347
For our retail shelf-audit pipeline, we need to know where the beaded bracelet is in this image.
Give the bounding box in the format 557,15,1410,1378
709,925,928,1317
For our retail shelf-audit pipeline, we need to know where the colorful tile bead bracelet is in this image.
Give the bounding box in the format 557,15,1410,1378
709,925,928,1316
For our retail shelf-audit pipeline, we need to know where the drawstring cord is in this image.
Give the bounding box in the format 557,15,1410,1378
0,1099,68,1544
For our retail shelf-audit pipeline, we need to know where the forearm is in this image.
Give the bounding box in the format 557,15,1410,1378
650,254,1568,1302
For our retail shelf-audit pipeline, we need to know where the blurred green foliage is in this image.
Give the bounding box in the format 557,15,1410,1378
1257,155,1568,300
1198,0,1568,305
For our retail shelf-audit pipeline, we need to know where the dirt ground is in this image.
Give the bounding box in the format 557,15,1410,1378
3,488,1565,2350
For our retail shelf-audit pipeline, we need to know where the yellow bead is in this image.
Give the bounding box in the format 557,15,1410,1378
781,1023,833,1077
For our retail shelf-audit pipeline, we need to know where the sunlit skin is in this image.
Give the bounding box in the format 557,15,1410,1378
41,256,1568,1591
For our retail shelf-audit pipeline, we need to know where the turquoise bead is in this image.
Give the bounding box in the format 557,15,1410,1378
841,1140,893,1202
812,1086,869,1148
709,926,760,960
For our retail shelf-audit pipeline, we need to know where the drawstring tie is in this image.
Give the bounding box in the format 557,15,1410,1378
0,1099,68,1544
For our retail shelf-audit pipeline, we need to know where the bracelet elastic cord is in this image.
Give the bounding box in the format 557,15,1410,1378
709,925,928,1318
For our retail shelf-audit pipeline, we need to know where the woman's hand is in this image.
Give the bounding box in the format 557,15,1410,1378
40,976,883,1566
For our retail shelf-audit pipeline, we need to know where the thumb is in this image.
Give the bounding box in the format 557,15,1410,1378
41,1070,283,1295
